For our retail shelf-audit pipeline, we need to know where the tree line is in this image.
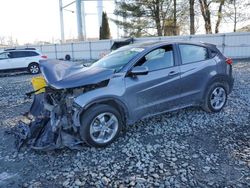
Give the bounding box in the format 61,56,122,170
110,0,249,37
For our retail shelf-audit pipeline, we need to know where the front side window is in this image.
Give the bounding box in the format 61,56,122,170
136,45,174,71
91,46,144,72
179,44,209,64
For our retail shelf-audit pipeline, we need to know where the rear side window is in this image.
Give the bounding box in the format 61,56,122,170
25,51,39,57
179,44,209,64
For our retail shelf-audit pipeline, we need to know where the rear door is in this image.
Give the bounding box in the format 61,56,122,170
124,44,182,120
9,51,29,68
23,51,40,66
178,44,217,105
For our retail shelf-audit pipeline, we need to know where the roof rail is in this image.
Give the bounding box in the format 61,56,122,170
4,47,37,51
4,48,16,51
24,47,36,50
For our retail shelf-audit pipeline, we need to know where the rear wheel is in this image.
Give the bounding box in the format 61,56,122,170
202,82,228,112
80,104,122,147
28,63,40,74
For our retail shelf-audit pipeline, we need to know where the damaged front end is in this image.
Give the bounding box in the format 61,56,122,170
9,82,84,151
9,60,112,151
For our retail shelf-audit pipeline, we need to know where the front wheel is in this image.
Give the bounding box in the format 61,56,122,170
202,82,228,112
80,104,123,147
28,63,40,74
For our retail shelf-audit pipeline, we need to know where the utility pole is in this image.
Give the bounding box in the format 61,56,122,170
59,0,65,43
59,0,116,41
97,0,103,27
81,1,87,40
76,0,84,40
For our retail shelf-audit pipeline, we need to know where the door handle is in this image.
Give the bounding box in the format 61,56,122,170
168,71,179,76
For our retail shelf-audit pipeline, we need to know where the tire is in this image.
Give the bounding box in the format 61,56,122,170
65,54,71,61
202,82,228,112
80,104,123,147
28,63,40,74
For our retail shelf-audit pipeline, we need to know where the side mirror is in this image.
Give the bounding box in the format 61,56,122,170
129,66,149,76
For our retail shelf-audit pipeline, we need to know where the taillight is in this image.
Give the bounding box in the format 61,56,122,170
41,55,48,59
226,58,233,65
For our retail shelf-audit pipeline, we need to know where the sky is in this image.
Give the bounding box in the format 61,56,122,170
0,0,117,44
0,0,249,45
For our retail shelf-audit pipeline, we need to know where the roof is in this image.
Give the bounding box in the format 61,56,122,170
126,40,216,49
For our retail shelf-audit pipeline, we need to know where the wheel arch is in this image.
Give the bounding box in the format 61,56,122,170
80,97,129,126
28,62,39,67
203,74,231,99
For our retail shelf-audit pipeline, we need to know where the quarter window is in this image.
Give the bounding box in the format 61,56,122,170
179,44,209,64
210,49,218,57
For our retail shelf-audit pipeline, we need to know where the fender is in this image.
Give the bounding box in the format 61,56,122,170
78,96,130,125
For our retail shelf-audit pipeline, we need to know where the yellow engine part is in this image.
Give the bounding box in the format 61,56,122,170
31,76,47,94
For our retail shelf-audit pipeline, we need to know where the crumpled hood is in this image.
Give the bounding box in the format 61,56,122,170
40,60,114,89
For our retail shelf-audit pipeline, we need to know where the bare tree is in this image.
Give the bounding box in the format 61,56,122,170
215,0,225,33
224,0,250,32
232,0,237,32
199,0,230,34
198,0,212,34
173,0,177,35
189,0,195,34
0,37,5,45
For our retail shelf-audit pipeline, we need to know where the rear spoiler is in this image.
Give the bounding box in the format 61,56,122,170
111,38,134,51
199,41,221,54
200,41,217,48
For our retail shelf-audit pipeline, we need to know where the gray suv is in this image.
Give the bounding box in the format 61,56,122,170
40,41,234,147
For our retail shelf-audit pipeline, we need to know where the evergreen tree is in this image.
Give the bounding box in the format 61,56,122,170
113,0,186,37
99,12,111,40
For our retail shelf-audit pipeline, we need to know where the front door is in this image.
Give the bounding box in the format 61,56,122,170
124,45,181,120
0,52,11,70
9,51,27,69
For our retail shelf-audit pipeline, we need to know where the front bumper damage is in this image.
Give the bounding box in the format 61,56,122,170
9,86,84,151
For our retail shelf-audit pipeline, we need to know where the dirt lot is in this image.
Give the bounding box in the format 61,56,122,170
0,62,249,188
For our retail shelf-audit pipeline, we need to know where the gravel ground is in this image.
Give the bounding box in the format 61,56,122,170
0,62,249,188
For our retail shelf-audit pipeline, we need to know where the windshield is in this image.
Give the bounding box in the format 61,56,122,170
91,46,144,72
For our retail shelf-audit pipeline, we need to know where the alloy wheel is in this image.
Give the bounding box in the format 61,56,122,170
210,86,226,110
30,64,39,74
89,112,119,144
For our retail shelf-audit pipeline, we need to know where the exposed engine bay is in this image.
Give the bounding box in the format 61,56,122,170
8,76,109,151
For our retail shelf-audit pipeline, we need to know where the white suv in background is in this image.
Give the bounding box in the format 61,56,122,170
0,48,47,74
